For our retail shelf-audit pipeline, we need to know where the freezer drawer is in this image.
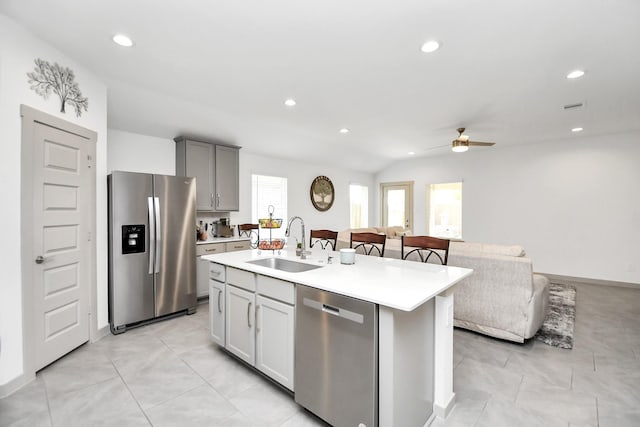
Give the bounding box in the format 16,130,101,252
295,284,378,427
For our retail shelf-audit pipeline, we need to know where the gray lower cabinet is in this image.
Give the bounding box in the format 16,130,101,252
196,243,225,298
209,267,225,346
226,284,255,364
175,137,240,212
215,267,295,391
196,241,249,297
255,294,294,390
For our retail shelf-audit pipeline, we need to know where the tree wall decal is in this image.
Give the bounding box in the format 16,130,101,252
27,58,89,117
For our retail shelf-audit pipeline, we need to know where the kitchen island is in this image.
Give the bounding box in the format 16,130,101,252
203,248,472,426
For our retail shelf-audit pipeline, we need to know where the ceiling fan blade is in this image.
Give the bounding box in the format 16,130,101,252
468,141,495,146
425,143,450,151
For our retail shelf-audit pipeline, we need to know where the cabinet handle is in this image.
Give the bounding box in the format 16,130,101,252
256,305,260,333
216,193,220,208
206,248,218,252
217,289,222,313
247,302,252,328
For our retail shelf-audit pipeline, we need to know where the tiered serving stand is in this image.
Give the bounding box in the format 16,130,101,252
257,205,285,254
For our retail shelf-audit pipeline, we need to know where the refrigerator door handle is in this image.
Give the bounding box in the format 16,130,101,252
147,197,155,274
154,196,161,273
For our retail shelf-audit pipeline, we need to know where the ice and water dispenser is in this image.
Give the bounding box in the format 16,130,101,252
122,224,145,254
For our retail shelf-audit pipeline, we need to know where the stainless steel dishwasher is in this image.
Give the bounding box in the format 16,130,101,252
295,284,378,427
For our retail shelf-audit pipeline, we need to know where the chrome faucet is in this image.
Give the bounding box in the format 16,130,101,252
285,216,310,258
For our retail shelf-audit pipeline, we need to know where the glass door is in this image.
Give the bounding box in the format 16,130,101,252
380,181,413,230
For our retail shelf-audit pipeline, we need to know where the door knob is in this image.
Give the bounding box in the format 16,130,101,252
35,255,45,264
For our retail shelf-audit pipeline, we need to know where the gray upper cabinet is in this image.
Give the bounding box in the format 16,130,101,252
214,145,239,211
175,137,240,212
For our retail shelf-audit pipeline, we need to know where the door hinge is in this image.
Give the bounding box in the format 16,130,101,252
87,231,92,241
87,154,93,169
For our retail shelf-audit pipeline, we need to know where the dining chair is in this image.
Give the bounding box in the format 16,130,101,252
401,235,450,265
309,229,339,251
350,232,386,257
238,223,260,248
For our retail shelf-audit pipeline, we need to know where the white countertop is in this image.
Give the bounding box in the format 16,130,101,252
197,236,250,245
202,247,473,311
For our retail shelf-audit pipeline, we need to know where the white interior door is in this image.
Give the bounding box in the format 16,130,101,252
32,121,92,370
381,181,414,230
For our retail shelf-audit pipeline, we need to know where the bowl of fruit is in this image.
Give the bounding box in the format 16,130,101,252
258,218,283,228
257,239,285,250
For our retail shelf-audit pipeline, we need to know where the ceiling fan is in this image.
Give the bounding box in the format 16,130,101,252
451,127,495,152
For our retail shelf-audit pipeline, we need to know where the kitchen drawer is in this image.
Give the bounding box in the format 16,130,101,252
209,262,226,283
227,267,256,292
196,242,225,256
226,240,251,252
257,275,295,305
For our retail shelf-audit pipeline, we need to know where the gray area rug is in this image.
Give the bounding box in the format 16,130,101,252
534,283,576,349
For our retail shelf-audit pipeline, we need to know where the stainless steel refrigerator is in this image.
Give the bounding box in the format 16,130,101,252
108,171,197,334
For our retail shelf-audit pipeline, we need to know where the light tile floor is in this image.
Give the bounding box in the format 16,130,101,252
1,282,639,426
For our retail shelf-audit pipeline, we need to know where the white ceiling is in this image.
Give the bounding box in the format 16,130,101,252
3,0,640,173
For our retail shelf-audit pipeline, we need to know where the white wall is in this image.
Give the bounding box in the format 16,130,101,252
375,132,640,284
107,129,175,175
0,14,108,387
229,151,375,244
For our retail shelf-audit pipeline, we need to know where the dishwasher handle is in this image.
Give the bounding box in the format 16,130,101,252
322,304,340,316
302,297,364,324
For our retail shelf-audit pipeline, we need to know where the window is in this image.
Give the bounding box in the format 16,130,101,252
349,184,368,228
251,174,287,238
427,182,462,239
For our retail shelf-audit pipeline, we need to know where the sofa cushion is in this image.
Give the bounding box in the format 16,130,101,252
451,241,525,257
378,226,405,239
336,228,380,246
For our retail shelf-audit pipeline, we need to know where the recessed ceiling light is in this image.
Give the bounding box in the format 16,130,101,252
566,70,585,79
284,98,296,107
408,151,415,155
112,34,133,47
339,128,350,134
421,40,440,53
571,127,584,132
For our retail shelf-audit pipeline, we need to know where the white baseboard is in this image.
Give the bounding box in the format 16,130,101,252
0,372,35,399
433,392,456,420
539,273,639,289
91,325,111,343
3,325,111,398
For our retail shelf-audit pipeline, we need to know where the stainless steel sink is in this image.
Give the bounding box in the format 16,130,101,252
247,257,323,273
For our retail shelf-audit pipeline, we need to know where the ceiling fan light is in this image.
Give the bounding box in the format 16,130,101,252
451,141,469,153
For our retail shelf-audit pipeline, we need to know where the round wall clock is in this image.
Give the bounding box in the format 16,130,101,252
310,175,335,211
